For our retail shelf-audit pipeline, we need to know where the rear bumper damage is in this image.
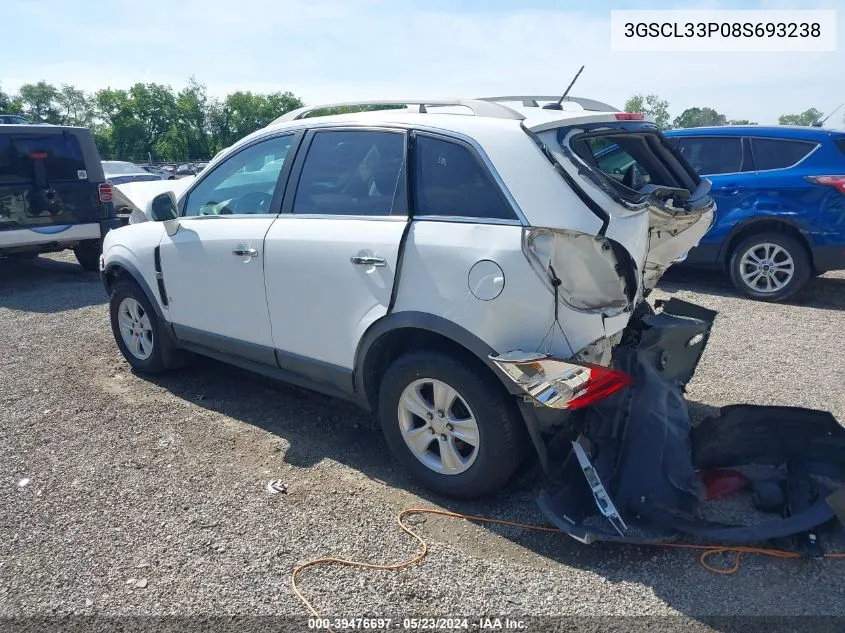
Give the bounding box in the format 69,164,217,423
494,299,845,548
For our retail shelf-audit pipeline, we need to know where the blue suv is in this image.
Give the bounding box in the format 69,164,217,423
660,126,845,301
594,125,845,300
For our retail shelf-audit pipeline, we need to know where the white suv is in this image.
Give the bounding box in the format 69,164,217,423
100,97,715,498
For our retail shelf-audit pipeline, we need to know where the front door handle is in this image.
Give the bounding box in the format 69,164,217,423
233,248,259,258
351,255,386,267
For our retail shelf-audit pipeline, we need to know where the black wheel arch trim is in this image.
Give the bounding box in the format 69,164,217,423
719,216,814,267
353,311,525,408
102,256,168,325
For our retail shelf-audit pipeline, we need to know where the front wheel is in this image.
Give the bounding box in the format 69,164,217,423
109,279,169,373
378,350,527,498
728,232,810,302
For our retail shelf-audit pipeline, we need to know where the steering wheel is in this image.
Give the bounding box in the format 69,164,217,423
232,191,272,214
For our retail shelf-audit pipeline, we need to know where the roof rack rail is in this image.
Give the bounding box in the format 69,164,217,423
478,95,620,112
272,99,525,124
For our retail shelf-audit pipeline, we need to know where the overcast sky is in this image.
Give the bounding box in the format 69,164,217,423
1,0,842,125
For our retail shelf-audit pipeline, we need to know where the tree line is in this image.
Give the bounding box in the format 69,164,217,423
623,94,830,130
0,80,835,161
0,79,303,162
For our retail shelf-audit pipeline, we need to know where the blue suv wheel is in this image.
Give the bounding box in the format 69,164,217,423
728,232,811,302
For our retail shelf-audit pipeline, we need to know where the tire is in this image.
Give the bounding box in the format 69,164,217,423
109,278,169,373
377,350,527,499
74,240,102,272
728,232,810,302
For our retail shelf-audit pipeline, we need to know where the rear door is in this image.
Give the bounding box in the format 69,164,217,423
673,134,757,259
264,128,408,374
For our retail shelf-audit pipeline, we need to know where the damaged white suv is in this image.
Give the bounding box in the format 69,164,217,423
100,97,714,498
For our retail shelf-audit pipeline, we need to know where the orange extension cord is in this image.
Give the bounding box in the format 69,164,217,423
291,507,845,628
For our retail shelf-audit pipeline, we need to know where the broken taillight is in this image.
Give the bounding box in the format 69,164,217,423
490,351,632,410
807,175,845,196
98,183,113,203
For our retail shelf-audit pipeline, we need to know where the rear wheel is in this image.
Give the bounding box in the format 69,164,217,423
378,350,527,498
74,240,102,272
728,232,810,302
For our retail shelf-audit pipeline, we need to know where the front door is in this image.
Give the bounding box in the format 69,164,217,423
264,128,409,375
158,132,298,364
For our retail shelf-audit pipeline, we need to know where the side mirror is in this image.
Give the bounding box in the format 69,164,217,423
149,192,178,222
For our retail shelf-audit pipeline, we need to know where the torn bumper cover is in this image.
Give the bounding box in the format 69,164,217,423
497,299,845,547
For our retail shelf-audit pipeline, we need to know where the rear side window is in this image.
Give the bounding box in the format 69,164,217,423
414,135,516,220
675,137,743,175
0,134,86,184
293,130,406,216
750,137,817,170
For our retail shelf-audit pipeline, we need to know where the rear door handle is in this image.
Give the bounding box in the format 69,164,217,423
351,255,386,267
233,248,259,257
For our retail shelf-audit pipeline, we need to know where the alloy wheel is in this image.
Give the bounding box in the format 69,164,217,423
117,297,154,360
397,378,480,475
739,242,795,294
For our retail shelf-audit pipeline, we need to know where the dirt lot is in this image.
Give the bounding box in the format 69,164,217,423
1,253,844,626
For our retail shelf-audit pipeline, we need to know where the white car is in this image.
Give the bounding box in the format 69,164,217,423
99,97,715,498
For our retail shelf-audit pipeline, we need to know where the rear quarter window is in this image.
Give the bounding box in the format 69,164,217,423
414,134,516,220
750,137,818,170
0,134,86,184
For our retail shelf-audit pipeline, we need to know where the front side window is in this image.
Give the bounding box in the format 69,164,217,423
183,134,294,216
751,138,817,170
414,135,516,220
292,130,406,216
675,136,743,175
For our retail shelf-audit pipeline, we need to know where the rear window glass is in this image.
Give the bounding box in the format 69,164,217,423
569,129,699,198
675,137,743,175
0,134,86,184
414,135,516,220
587,140,653,186
750,138,817,170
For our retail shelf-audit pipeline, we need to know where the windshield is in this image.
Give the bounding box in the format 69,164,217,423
103,161,148,176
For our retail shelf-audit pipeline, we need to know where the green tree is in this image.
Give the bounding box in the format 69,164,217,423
175,77,213,159
624,94,670,129
672,107,727,129
210,90,303,151
55,84,92,126
0,85,11,112
728,119,757,125
18,81,61,122
778,108,823,126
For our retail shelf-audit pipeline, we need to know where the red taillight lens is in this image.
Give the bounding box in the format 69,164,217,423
807,175,845,196
490,351,633,410
565,363,633,410
30,152,49,159
98,183,113,203
615,112,644,120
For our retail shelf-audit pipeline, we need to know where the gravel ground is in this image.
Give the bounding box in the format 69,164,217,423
1,253,844,628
